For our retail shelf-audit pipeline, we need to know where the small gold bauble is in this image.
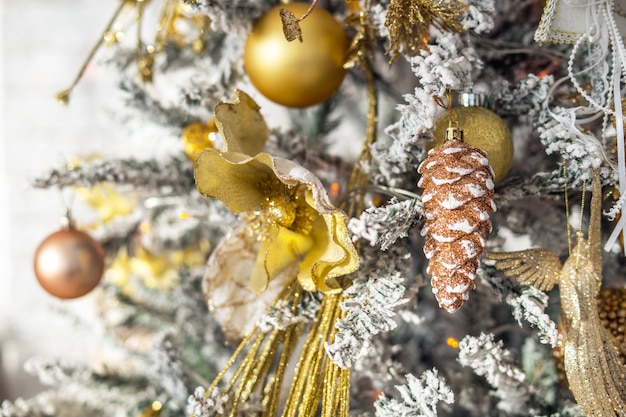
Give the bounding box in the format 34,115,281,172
33,228,105,299
243,3,348,108
430,107,514,185
598,288,626,359
181,120,218,161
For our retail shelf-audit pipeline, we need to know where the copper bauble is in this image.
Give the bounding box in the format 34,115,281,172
243,3,348,108
430,107,513,185
33,228,105,299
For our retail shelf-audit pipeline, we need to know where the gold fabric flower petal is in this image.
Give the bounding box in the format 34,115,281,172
250,225,314,294
195,150,359,294
194,150,281,213
215,90,269,156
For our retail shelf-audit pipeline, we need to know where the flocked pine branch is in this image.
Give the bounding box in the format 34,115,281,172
182,0,267,33
5,357,160,417
507,287,558,347
490,74,553,118
461,0,495,34
187,386,229,417
348,197,423,250
383,32,481,171
32,156,195,194
325,245,410,369
374,369,454,417
457,333,530,415
149,333,192,410
535,106,608,187
119,79,199,130
478,265,558,348
257,291,321,333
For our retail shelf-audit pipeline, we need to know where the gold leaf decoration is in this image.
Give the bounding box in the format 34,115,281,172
384,0,468,64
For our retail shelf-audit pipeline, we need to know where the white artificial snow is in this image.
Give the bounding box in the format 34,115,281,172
447,283,471,294
443,147,465,155
465,183,485,198
449,219,475,233
430,233,456,243
439,194,466,209
431,176,460,185
446,166,473,175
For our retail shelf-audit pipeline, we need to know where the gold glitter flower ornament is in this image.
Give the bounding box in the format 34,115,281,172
193,91,359,298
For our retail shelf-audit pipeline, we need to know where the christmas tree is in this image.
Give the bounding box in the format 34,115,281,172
4,0,626,416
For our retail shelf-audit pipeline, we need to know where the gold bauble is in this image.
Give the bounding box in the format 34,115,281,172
598,288,626,360
243,3,348,108
181,120,217,161
430,107,513,185
33,227,105,299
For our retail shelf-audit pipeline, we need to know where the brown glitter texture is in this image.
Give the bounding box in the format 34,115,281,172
418,139,495,313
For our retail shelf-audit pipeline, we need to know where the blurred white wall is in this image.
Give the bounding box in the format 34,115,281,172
0,0,136,400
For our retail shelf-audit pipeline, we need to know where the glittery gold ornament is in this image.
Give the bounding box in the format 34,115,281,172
418,125,496,313
181,120,218,161
598,288,626,362
243,3,348,107
431,106,513,185
75,182,137,224
488,170,626,416
33,221,105,299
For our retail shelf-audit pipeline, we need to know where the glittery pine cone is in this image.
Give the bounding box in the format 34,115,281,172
418,140,496,313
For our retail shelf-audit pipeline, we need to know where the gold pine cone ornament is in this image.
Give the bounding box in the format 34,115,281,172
418,125,496,312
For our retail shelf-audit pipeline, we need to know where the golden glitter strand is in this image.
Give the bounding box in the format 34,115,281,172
342,0,378,218
55,0,132,104
563,161,573,256
574,179,587,272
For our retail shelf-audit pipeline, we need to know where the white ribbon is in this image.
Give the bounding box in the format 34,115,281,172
603,0,626,253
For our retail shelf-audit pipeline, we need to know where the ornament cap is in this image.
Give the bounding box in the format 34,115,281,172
460,87,484,107
445,123,464,142
59,210,75,230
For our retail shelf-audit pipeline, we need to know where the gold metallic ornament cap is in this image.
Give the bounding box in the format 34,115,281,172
444,123,463,142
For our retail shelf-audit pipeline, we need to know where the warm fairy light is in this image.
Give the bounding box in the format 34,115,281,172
139,221,151,233
179,211,190,219
537,60,560,78
446,337,459,349
151,401,163,412
330,182,340,200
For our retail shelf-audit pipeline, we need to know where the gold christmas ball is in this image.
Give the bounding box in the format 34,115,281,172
598,288,626,361
33,228,105,299
181,120,218,161
430,107,514,185
243,3,348,108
